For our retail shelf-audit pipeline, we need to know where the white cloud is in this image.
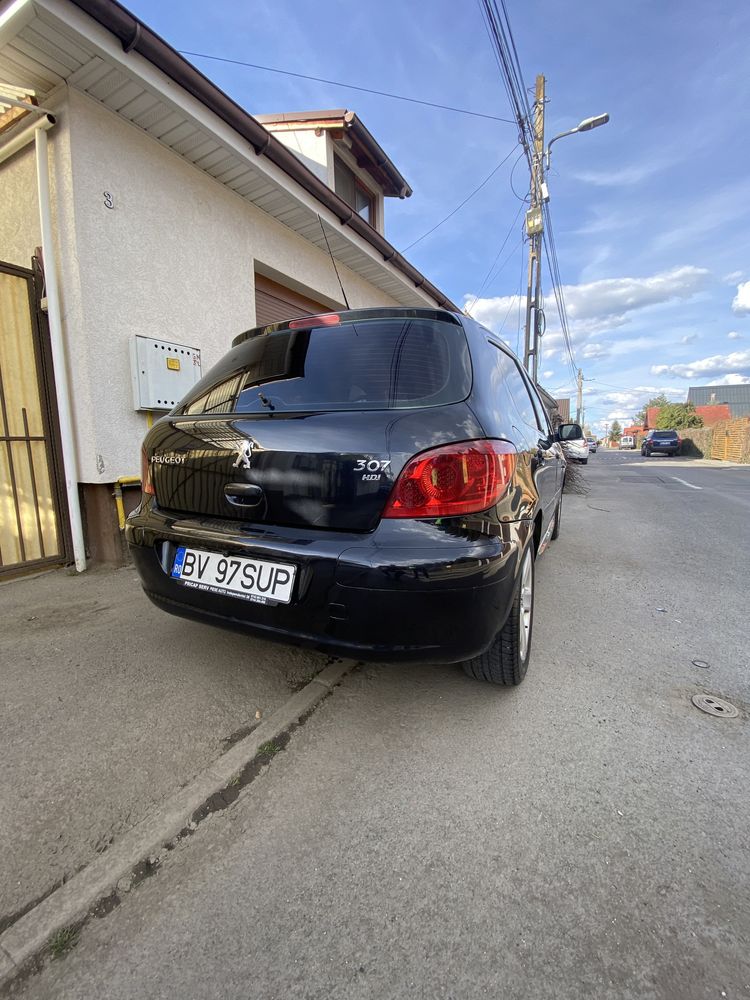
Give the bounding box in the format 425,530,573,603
732,281,750,315
581,342,609,360
728,331,743,340
543,370,555,379
707,373,750,386
463,294,522,337
651,349,750,379
680,334,698,344
463,266,710,368
606,410,632,421
562,266,709,324
585,385,684,417
724,271,743,284
572,162,667,187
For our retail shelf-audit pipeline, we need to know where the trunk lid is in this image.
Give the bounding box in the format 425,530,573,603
146,403,484,532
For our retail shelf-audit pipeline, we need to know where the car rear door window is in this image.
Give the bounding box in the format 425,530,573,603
180,317,472,414
488,341,541,434
518,365,552,435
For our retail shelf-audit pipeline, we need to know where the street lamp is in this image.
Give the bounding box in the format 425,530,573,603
545,113,609,170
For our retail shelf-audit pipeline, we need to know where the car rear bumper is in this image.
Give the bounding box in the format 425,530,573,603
126,501,530,664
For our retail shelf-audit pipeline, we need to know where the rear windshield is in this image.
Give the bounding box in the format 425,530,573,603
652,431,677,438
178,317,471,414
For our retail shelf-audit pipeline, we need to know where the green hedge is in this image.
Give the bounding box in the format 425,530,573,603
679,428,714,457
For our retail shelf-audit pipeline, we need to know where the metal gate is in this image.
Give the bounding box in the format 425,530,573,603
0,259,68,575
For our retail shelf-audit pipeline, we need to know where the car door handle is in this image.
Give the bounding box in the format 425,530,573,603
224,483,264,507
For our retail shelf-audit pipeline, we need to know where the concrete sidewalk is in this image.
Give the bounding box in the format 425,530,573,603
0,565,331,927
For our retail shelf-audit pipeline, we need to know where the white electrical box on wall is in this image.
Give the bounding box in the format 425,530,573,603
130,336,202,411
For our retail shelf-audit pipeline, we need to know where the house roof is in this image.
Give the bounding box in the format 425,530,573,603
0,0,456,311
255,110,412,199
687,384,750,419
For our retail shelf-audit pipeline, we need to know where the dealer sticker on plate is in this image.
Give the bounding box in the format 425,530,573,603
171,546,295,605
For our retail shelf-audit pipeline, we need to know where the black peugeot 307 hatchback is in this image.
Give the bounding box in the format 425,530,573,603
127,307,579,685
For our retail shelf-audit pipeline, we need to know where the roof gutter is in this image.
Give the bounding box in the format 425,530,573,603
341,111,412,198
67,0,456,310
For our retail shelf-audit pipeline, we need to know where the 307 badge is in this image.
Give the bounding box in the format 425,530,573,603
355,457,391,482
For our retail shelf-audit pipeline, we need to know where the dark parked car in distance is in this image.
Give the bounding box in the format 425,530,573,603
127,307,583,686
641,429,681,457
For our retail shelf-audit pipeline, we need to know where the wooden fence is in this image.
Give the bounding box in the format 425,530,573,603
680,417,750,463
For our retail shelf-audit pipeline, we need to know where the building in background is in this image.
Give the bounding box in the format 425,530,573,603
555,398,571,422
687,385,750,420
646,404,732,429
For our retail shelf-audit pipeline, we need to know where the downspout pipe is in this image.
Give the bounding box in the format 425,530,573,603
34,119,87,572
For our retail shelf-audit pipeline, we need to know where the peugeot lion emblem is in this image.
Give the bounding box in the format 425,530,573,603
233,440,254,470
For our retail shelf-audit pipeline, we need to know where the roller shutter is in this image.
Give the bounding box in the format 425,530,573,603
254,273,330,327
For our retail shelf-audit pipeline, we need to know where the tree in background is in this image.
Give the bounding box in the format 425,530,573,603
633,393,670,426
609,420,622,443
655,402,704,429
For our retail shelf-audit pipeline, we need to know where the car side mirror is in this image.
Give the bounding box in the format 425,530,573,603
556,423,584,441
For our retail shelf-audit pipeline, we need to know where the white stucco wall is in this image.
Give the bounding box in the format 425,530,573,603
0,144,41,268
266,126,328,185
63,88,401,484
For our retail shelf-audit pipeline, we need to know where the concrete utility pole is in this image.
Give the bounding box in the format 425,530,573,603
522,74,545,384
575,368,583,425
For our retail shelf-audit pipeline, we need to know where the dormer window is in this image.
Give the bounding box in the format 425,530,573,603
255,110,411,238
334,155,375,225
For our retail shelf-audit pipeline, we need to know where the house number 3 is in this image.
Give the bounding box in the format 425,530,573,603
103,191,114,209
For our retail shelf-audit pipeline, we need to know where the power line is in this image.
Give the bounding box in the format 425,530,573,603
509,150,530,202
476,0,534,170
178,50,517,124
587,379,644,391
464,203,525,314
541,200,578,382
403,143,520,251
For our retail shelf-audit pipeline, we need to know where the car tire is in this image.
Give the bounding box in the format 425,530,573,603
462,543,534,686
581,457,588,465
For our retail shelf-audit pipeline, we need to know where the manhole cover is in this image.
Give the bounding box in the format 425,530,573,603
691,694,739,718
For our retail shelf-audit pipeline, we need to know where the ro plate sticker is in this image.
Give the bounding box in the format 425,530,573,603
171,546,187,578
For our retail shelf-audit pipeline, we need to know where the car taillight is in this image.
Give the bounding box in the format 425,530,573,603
383,440,516,519
288,313,340,329
141,448,154,496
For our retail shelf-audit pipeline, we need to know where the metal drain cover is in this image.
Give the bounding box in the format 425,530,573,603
691,694,739,718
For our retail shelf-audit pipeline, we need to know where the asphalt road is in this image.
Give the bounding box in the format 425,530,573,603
17,452,750,1000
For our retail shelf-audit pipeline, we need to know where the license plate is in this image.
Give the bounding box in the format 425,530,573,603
171,547,295,605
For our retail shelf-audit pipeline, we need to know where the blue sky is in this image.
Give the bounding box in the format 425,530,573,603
129,0,750,433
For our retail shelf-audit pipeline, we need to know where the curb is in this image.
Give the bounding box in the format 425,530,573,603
0,659,355,989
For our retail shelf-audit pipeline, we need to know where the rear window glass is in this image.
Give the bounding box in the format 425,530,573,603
652,431,677,438
178,317,471,414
